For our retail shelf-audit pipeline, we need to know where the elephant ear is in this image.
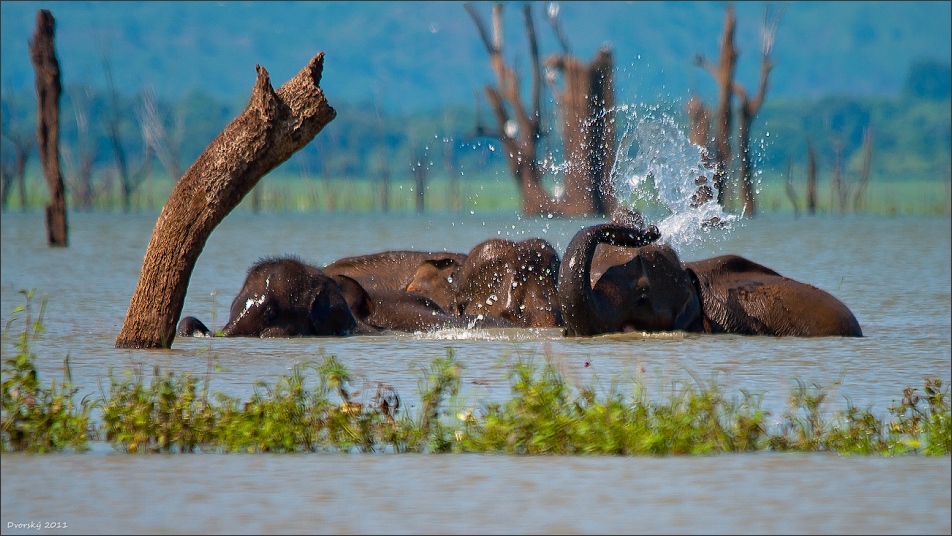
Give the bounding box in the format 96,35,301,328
406,258,461,314
331,274,375,321
672,283,703,331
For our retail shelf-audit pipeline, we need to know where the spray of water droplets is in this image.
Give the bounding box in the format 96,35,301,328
610,103,738,251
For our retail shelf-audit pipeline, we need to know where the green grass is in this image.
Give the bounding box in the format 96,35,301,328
3,289,950,455
3,171,950,216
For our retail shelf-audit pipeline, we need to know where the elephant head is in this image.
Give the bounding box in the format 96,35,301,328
558,223,707,336
454,237,564,328
405,257,465,315
218,256,362,337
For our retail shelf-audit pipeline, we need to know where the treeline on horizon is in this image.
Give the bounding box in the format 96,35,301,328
1,59,950,212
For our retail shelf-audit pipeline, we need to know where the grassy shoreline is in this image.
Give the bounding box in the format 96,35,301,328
2,174,950,216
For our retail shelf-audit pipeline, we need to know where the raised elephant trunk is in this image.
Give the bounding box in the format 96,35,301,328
558,223,661,336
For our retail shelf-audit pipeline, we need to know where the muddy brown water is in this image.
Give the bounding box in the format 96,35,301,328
2,211,950,534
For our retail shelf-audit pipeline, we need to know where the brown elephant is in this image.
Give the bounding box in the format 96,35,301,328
454,237,564,328
178,256,369,338
331,274,514,332
558,223,862,337
322,250,467,314
683,255,863,337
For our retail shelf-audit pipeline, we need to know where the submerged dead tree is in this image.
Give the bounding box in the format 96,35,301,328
806,140,818,215
116,53,336,349
733,6,782,217
852,126,874,212
694,3,737,209
465,2,616,217
28,9,68,246
0,89,34,211
545,47,617,217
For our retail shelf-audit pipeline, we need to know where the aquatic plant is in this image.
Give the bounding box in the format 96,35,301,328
2,291,949,455
1,289,94,452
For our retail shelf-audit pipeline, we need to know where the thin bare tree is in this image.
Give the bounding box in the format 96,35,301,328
783,158,800,218
695,3,738,209
100,45,152,212
1,89,35,211
441,109,461,212
806,139,818,215
411,144,428,214
465,2,616,217
733,5,783,218
29,9,68,246
830,139,848,214
852,126,874,212
62,84,105,210
116,53,336,349
136,87,183,182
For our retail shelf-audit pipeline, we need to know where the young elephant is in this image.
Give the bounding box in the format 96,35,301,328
178,256,366,338
454,237,564,328
558,223,862,337
331,274,514,333
557,223,686,336
322,250,467,314
683,255,863,337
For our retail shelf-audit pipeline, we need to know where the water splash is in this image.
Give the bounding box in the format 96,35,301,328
610,103,738,251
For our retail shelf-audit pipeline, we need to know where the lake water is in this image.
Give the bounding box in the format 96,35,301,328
1,210,950,534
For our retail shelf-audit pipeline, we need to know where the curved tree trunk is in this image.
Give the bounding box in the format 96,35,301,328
29,9,68,246
116,53,336,349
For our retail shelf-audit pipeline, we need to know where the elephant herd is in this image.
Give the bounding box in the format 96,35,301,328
178,221,862,339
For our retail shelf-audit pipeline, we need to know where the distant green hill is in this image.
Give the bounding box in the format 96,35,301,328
2,1,950,111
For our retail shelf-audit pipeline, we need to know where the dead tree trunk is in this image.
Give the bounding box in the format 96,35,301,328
116,53,336,349
466,3,548,216
852,126,873,212
695,3,737,209
544,48,617,216
466,2,614,217
29,9,68,246
831,140,847,214
806,140,818,215
784,158,800,218
0,93,35,211
412,152,427,214
686,95,711,149
63,86,100,211
734,6,782,218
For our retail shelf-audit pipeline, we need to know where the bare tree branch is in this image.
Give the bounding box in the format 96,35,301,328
116,53,336,349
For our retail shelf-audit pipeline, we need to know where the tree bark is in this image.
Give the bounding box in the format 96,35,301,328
686,95,711,149
29,9,68,246
116,53,336,349
545,47,617,217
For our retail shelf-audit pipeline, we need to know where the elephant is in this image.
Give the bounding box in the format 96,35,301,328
558,223,694,336
453,237,564,328
331,274,515,332
177,256,368,338
322,250,467,314
557,223,863,337
683,255,863,337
